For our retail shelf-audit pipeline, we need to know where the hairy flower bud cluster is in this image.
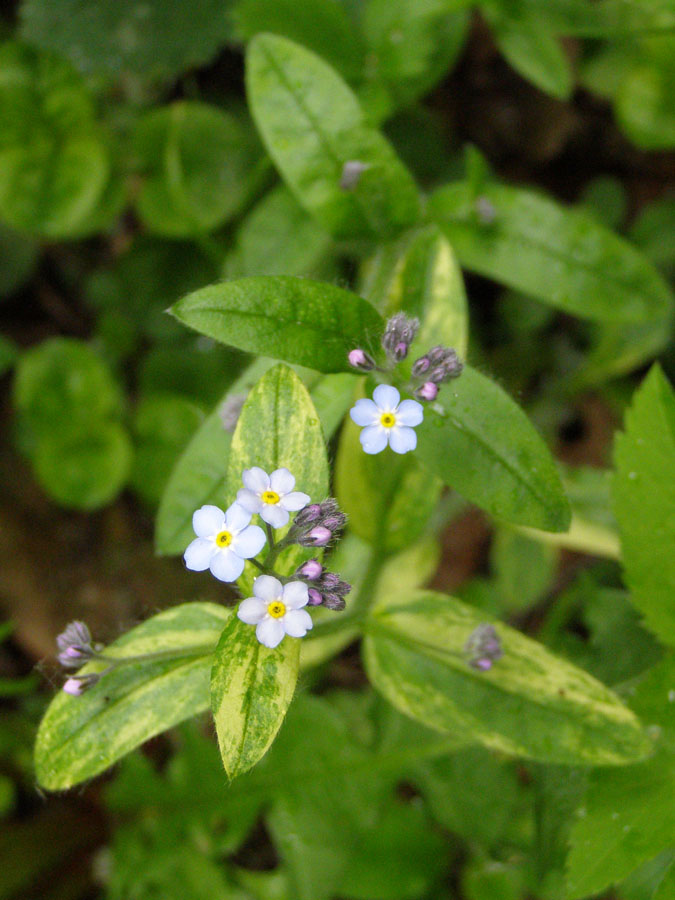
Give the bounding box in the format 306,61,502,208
295,560,351,610
56,621,100,670
464,624,503,671
412,346,463,401
382,313,419,363
290,498,347,547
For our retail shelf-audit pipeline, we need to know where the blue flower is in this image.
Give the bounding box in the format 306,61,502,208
349,385,423,454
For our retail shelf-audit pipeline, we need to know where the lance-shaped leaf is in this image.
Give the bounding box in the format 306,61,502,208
429,181,673,323
613,364,675,646
246,33,420,239
210,615,300,781
35,603,231,790
170,276,383,374
416,366,571,532
363,590,651,766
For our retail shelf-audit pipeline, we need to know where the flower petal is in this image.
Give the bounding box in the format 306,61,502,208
256,617,285,648
209,549,245,582
242,466,269,493
373,384,400,412
260,504,289,528
396,398,424,427
225,502,252,533
389,425,417,454
192,505,225,538
184,537,215,570
283,608,313,638
360,424,389,454
280,491,310,512
253,575,283,603
349,398,379,426
282,580,309,609
270,467,295,494
236,489,262,514
232,524,266,558
237,597,268,624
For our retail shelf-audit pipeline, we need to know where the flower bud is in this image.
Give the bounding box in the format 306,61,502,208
295,504,322,527
465,624,503,671
340,160,369,190
348,348,376,371
411,356,430,376
56,621,98,669
382,313,419,362
415,382,438,402
297,559,323,581
308,588,323,606
322,514,346,532
321,573,340,590
394,342,408,361
301,526,332,547
62,673,100,696
323,593,346,611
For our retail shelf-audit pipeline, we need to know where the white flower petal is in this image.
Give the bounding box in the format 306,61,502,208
360,424,389,454
256,617,285,648
280,491,310,512
242,467,270,493
260,504,289,528
236,489,262,514
192,505,225,538
373,384,400,412
396,398,424,427
225,502,252,533
184,537,215,570
283,608,313,638
209,549,245,582
253,575,283,603
237,597,268,624
389,425,417,454
231,524,266,558
270,467,295,494
350,398,379,426
283,581,309,610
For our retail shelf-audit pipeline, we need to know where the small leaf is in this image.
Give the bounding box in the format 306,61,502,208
429,181,674,323
613,364,675,646
210,616,300,780
364,590,651,766
170,276,383,374
35,603,231,790
246,33,420,239
416,366,571,532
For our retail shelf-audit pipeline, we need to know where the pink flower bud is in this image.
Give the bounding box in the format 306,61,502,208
308,588,323,606
416,382,438,401
348,348,375,371
307,526,331,546
299,559,323,580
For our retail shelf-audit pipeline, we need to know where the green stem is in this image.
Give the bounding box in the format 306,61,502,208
93,643,217,668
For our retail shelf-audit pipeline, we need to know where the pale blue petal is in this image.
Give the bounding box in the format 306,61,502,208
350,398,379,426
360,424,388,454
242,467,269,492
192,505,225,538
184,538,215,570
253,575,283,603
396,399,424,427
283,580,309,610
225,502,252,533
270,467,295,494
236,489,262,514
373,384,400,411
237,597,268,624
232,524,266,558
260,504,289,528
257,617,285,648
209,549,244,582
389,425,417,454
280,491,310,512
284,608,313,638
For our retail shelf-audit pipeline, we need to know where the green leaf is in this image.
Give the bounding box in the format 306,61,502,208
20,0,231,82
615,37,675,151
35,602,231,790
482,1,573,99
0,42,109,238
155,359,275,556
614,365,675,647
364,590,651,765
246,33,420,239
566,656,675,898
0,222,37,297
170,276,384,374
210,616,300,781
429,181,674,323
416,366,571,532
134,102,263,237
224,363,329,592
491,526,556,612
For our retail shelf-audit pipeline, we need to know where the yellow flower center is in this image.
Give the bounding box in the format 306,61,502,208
261,490,280,505
267,600,286,619
380,412,396,428
215,530,232,547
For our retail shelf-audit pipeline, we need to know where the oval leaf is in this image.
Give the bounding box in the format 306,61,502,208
210,615,300,780
246,33,420,239
363,590,651,766
429,181,673,323
35,603,231,790
170,276,383,373
416,365,571,532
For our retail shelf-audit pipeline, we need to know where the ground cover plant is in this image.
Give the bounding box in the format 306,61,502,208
0,1,674,898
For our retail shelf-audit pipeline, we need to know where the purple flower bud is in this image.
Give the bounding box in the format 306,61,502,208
382,313,419,361
411,356,431,376
308,588,323,606
62,673,100,696
473,657,494,671
394,341,409,361
322,514,345,532
348,348,376,371
415,381,438,402
430,365,447,383
465,624,503,671
302,526,332,547
427,346,448,364
295,504,322,527
340,160,369,190
323,593,346,611
56,620,98,669
298,559,323,581
321,573,341,589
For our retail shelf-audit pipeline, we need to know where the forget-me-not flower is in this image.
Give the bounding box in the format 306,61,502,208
236,467,310,528
237,575,313,648
184,503,266,582
349,384,423,454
